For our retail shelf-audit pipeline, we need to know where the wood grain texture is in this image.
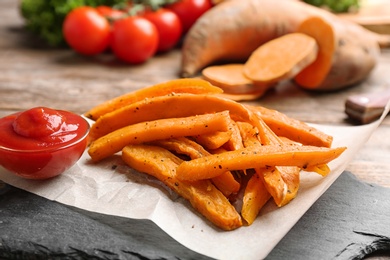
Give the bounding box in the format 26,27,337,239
1,0,390,259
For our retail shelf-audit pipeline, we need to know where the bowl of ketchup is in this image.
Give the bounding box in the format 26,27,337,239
0,107,90,180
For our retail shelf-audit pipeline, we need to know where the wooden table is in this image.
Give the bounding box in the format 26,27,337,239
1,1,390,259
2,0,389,188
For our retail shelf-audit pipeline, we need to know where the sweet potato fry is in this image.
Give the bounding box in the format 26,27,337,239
150,137,210,159
152,137,240,197
192,131,232,150
237,121,262,147
176,144,346,181
238,120,301,207
241,171,271,225
84,78,348,230
210,171,240,197
224,119,244,151
89,93,263,142
85,78,223,120
122,144,242,230
305,164,331,177
249,105,333,147
88,111,232,162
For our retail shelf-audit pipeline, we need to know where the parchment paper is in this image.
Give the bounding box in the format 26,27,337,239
1,104,389,260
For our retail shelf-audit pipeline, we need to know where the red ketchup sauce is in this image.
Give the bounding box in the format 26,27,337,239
0,107,89,179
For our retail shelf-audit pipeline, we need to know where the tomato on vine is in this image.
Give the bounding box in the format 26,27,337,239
166,0,212,33
142,8,182,52
110,16,159,64
95,6,126,20
63,6,111,56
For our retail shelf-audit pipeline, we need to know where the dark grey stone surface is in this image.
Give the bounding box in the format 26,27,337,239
1,172,389,260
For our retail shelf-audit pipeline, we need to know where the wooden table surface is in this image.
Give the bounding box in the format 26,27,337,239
2,0,389,188
1,1,390,259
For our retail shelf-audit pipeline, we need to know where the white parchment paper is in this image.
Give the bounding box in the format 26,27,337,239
1,104,389,260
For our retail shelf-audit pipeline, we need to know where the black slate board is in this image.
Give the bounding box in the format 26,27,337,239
0,172,390,260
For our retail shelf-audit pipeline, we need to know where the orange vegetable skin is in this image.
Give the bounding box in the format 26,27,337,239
122,144,242,230
176,145,346,181
243,33,318,86
88,111,231,162
85,78,223,120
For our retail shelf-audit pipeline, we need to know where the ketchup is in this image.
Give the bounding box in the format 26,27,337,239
0,107,89,179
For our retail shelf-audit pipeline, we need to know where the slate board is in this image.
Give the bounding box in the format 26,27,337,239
1,172,390,260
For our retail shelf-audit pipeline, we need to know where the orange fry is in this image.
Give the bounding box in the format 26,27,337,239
241,171,271,225
85,78,223,120
192,131,232,150
122,144,242,231
249,105,333,147
88,111,231,162
152,137,240,197
176,145,346,181
89,93,264,142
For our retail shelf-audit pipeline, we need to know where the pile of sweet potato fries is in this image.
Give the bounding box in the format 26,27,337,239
85,78,346,231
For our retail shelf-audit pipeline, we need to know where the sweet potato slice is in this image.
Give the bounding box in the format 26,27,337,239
176,144,346,181
122,144,242,230
85,78,223,120
243,33,318,86
202,64,269,95
294,16,336,89
88,111,232,162
294,16,379,90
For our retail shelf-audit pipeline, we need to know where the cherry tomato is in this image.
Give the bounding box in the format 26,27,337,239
142,8,182,52
96,5,125,20
111,16,159,64
63,6,111,56
166,0,212,33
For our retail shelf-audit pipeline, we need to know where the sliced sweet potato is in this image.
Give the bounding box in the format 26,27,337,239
243,33,318,86
202,64,269,95
294,15,380,90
